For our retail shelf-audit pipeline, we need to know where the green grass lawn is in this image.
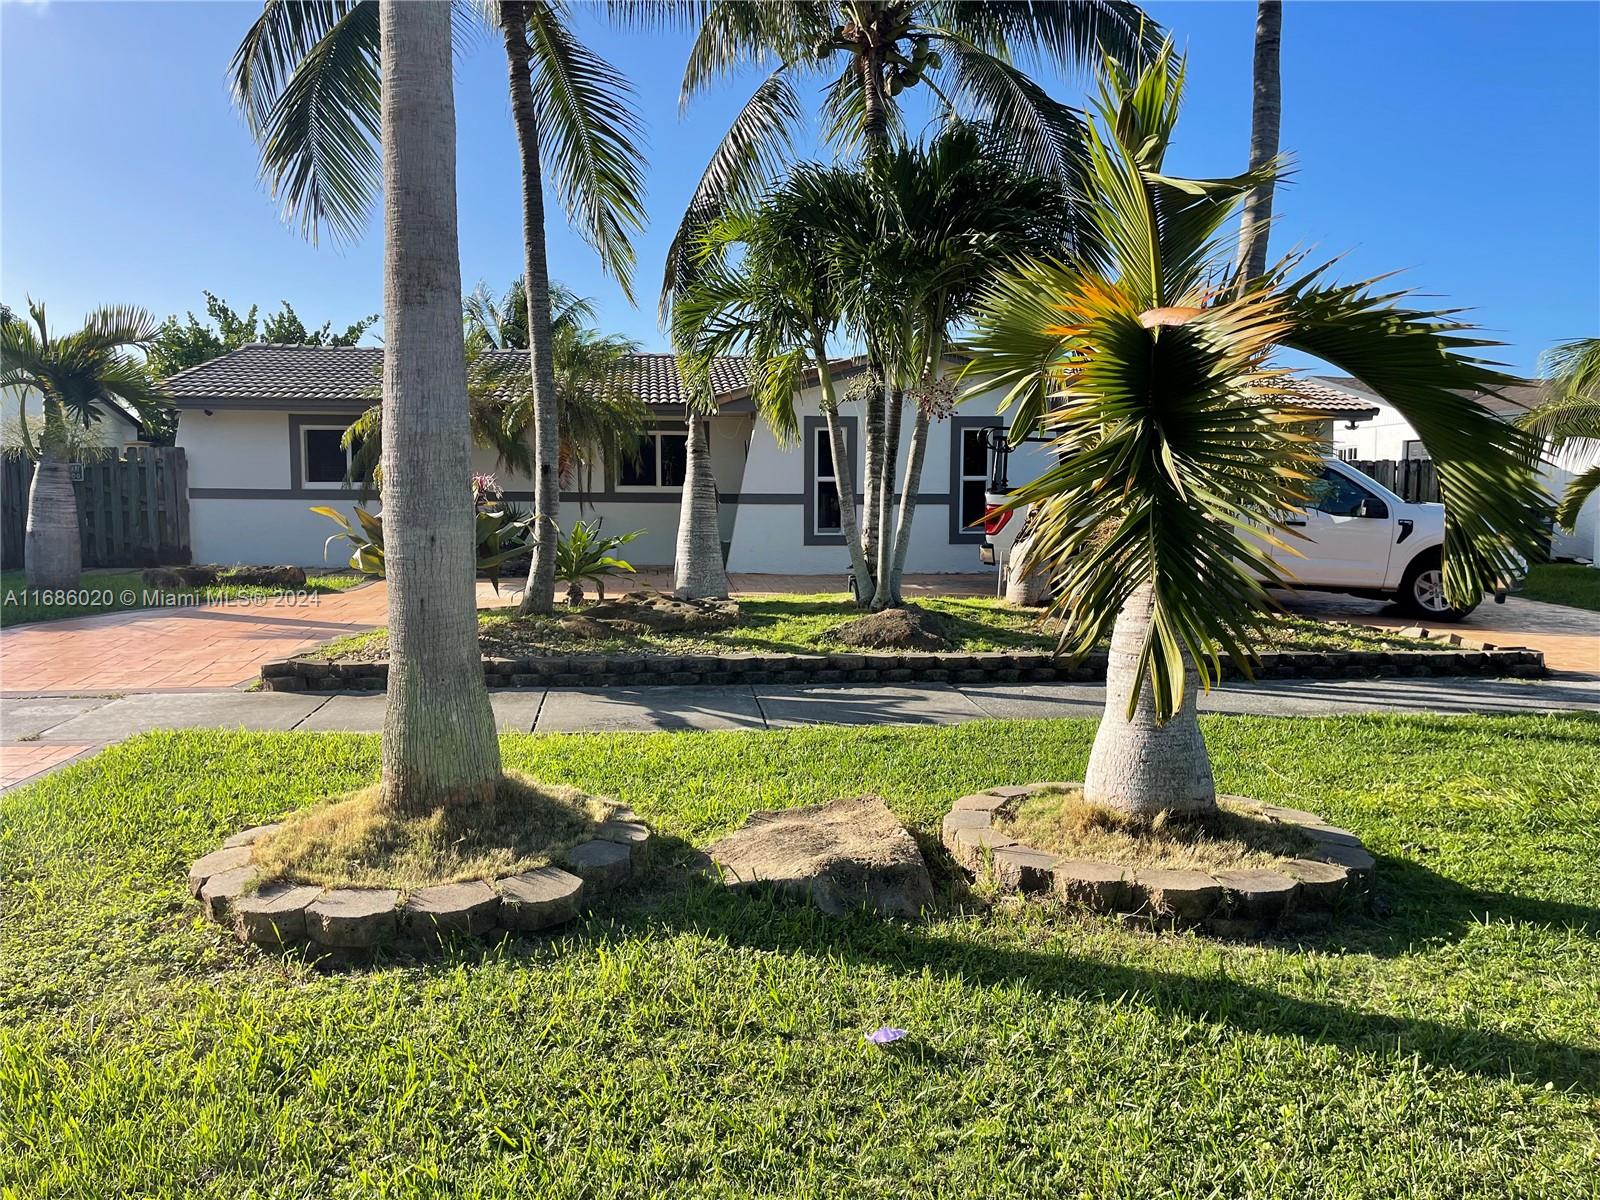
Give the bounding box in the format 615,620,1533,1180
320,594,1438,661
0,568,368,627
1517,563,1600,612
3,715,1597,1198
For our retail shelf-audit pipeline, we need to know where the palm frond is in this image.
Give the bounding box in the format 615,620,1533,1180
1555,463,1600,531
525,2,649,300
930,0,1160,68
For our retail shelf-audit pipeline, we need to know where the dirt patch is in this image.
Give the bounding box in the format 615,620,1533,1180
566,592,741,636
995,786,1315,873
826,605,951,651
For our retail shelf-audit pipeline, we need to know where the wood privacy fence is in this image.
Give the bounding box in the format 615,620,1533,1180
1343,458,1441,504
2,446,191,570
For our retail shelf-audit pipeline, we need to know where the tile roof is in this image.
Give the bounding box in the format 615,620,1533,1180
1278,376,1382,416
159,344,838,408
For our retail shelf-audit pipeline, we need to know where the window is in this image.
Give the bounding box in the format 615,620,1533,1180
617,429,688,489
1306,465,1384,518
951,422,998,541
301,425,359,486
813,425,842,535
1402,439,1431,461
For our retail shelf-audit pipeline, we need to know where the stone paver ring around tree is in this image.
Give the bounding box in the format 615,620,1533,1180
943,784,1375,936
188,810,651,953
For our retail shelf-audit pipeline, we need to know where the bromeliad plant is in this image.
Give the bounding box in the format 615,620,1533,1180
313,475,534,592
964,47,1550,818
555,518,640,605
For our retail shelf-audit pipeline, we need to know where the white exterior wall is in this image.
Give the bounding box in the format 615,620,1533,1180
8,384,144,445
724,381,1051,575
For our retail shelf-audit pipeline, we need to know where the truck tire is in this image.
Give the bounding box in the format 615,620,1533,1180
1397,550,1479,622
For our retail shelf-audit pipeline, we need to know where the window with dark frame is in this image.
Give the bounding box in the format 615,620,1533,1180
814,425,842,535
617,429,688,488
957,425,992,535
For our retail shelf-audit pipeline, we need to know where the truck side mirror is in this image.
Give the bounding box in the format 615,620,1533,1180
1358,497,1388,520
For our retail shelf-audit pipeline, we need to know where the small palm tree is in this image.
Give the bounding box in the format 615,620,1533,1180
555,518,640,605
1,301,167,588
231,0,646,618
965,47,1549,818
1520,338,1600,531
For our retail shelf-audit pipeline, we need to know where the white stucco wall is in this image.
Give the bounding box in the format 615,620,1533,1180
7,384,144,445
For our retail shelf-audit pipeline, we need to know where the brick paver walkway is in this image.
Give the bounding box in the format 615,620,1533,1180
0,742,97,789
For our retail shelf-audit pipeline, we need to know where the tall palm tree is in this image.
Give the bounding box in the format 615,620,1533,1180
1,301,166,589
651,2,1151,597
373,0,501,815
965,46,1549,818
1520,337,1600,531
1233,0,1282,285
230,0,646,618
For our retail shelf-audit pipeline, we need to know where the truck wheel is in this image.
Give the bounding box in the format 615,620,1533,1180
1397,551,1479,622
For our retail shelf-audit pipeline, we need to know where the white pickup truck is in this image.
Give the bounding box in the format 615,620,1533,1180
983,456,1482,621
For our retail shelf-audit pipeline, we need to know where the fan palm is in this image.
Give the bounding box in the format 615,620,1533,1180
231,0,646,617
645,0,1156,309
964,46,1549,818
1,301,167,589
1520,337,1600,531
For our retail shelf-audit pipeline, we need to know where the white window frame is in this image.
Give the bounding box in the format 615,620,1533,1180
812,423,842,537
615,427,690,491
300,424,358,489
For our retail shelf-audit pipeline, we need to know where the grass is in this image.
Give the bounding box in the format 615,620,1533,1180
3,715,1598,1198
0,568,367,627
1517,562,1600,612
252,773,618,890
317,593,1440,661
995,788,1316,872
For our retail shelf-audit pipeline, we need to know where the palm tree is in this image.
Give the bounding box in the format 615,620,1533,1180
1233,0,1282,285
371,0,501,815
1,301,166,589
1520,337,1600,531
965,46,1549,818
230,0,646,618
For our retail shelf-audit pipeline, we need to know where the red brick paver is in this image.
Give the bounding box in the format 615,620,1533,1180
0,574,999,696
0,742,97,789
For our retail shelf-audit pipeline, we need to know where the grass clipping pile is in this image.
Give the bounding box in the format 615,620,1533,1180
997,786,1315,873
252,773,621,891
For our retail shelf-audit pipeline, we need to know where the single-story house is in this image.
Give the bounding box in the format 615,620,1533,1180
1331,377,1598,564
7,384,148,447
162,344,1379,575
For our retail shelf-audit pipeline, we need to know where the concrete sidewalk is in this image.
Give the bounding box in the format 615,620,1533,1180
5,675,1596,791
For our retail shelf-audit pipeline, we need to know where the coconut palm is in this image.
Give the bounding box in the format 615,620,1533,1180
1,301,166,589
965,46,1549,819
1233,0,1282,285
1521,337,1600,530
231,0,646,619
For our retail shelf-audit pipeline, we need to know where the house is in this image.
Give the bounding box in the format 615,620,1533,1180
1331,376,1599,564
8,384,147,447
162,344,1378,575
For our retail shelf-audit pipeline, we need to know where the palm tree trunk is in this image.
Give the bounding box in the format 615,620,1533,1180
24,445,82,590
872,385,902,607
812,334,872,601
883,401,931,606
1084,585,1217,818
861,379,884,580
377,0,501,816
673,409,729,599
500,0,562,617
1234,0,1282,286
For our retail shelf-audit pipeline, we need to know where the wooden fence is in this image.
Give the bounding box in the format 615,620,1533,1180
1342,457,1441,504
2,446,191,570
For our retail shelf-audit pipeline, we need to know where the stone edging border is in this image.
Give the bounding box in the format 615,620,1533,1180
942,783,1375,936
188,810,651,951
261,642,1545,692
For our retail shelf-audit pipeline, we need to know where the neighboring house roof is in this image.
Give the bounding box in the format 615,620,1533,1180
159,344,866,410
1281,376,1382,418
1310,373,1546,421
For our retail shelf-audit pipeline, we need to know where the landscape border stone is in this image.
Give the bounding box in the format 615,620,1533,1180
187,811,653,952
943,782,1375,936
259,641,1545,692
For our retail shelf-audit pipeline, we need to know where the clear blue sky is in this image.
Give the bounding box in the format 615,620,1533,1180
3,0,1596,375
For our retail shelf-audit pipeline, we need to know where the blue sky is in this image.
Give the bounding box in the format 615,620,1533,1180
2,0,1596,375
